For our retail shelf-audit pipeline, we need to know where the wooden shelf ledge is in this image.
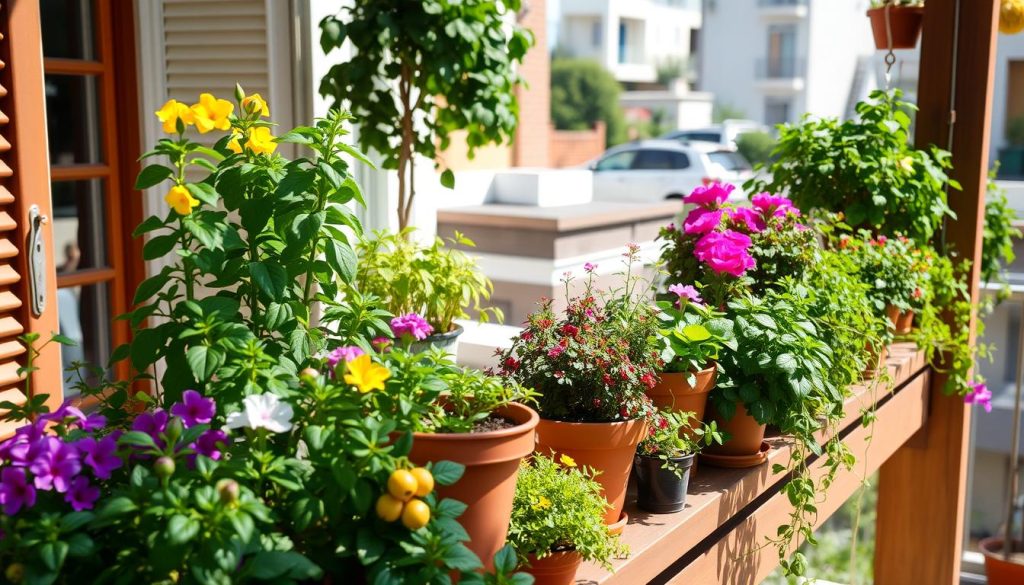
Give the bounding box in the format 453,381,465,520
575,343,929,584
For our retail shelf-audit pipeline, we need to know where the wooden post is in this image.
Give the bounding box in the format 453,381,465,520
874,1,999,583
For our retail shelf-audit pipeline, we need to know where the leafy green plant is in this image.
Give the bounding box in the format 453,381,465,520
497,248,660,422
551,57,628,146
655,290,735,382
982,169,1021,299
636,410,723,477
354,228,502,334
748,89,959,245
735,131,776,166
835,231,927,313
506,455,625,569
319,1,533,229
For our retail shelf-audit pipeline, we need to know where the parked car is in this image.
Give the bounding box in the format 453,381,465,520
660,119,767,148
588,140,753,203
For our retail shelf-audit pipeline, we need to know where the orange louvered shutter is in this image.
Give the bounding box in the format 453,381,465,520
0,0,63,434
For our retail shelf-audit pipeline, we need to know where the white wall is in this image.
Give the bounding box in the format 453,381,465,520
699,0,764,121
804,0,875,120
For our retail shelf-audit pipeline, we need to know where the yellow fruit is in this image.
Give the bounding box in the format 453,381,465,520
375,494,404,522
387,469,418,502
410,467,434,497
401,498,431,530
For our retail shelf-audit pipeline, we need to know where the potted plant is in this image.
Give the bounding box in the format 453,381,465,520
354,228,502,353
506,454,626,585
358,346,539,570
634,410,723,513
837,231,926,334
648,286,735,427
867,1,925,50
497,248,658,528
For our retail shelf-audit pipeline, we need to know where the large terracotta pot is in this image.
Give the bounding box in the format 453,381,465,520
523,551,583,585
867,5,925,50
980,537,1024,584
535,417,647,525
646,366,717,426
895,310,915,334
703,402,767,457
408,402,539,570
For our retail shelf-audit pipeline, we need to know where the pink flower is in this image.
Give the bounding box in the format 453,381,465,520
964,382,993,413
372,337,393,352
728,206,766,233
547,345,565,359
684,183,735,207
584,262,597,273
390,313,434,341
694,230,756,277
170,390,216,429
668,284,703,305
327,346,365,368
751,193,799,218
683,208,725,235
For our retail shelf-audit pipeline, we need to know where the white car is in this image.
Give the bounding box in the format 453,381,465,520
660,119,768,148
589,140,753,203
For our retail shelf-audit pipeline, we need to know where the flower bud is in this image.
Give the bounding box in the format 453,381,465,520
234,83,246,102
154,456,176,478
165,417,184,445
299,368,320,386
216,479,240,505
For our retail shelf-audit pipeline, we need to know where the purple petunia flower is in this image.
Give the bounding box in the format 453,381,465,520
64,476,99,511
193,429,230,461
77,435,123,480
964,382,993,413
390,313,434,341
584,262,597,273
170,390,216,428
132,409,169,442
0,467,36,515
668,284,703,306
29,437,81,493
326,346,365,369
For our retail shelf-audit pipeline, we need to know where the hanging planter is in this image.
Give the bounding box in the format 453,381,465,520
867,2,925,50
1002,0,1024,35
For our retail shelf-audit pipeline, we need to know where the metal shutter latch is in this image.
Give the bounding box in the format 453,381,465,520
27,205,47,317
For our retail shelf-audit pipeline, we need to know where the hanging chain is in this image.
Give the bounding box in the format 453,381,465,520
884,1,896,88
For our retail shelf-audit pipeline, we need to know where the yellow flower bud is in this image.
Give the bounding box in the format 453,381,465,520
241,93,270,117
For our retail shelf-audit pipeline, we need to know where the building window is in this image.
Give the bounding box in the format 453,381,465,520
765,98,792,126
766,24,797,77
618,21,627,64
591,20,602,47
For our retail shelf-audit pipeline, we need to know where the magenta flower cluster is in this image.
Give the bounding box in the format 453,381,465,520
964,381,993,413
678,183,802,278
390,313,434,341
0,390,228,516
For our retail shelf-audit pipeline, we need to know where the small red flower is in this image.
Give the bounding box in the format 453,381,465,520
641,373,657,389
554,370,565,379
520,331,533,341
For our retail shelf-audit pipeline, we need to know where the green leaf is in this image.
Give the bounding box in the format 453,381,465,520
249,261,288,301
135,165,174,190
133,272,169,305
186,182,219,206
493,545,518,574
324,240,357,283
682,324,711,342
246,551,322,580
430,461,465,486
39,540,69,571
118,431,159,450
186,345,225,381
440,168,455,189
129,328,163,371
775,353,798,375
133,214,167,237
444,542,483,572
143,234,179,261
167,515,200,545
356,527,385,564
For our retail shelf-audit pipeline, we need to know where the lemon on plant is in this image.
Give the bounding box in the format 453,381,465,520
387,469,418,502
401,498,431,530
410,467,434,497
375,494,404,522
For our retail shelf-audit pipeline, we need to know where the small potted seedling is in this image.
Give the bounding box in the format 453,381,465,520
634,409,724,513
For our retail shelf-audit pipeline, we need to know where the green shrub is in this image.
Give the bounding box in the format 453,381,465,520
551,58,627,146
735,131,775,166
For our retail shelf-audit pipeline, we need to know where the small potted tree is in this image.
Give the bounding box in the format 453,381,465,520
867,1,925,50
497,247,659,529
649,286,734,426
354,229,502,353
507,454,626,585
634,410,723,513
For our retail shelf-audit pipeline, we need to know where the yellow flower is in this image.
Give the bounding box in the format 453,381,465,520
155,99,194,134
533,496,551,510
245,127,277,155
898,156,915,174
191,93,234,133
164,185,199,216
559,454,576,468
227,131,243,154
241,93,270,117
344,354,391,393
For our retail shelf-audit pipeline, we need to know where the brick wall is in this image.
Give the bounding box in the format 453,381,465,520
549,121,607,168
513,0,551,167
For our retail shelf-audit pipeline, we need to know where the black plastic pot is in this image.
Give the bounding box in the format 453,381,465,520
409,323,464,355
633,453,695,513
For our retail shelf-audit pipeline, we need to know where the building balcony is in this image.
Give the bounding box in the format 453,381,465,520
754,58,806,92
758,0,809,19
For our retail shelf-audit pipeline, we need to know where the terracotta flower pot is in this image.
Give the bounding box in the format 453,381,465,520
646,366,717,435
867,5,925,50
535,417,647,525
980,537,1024,584
408,402,539,570
523,551,583,585
703,401,767,457
863,342,889,379
895,309,915,334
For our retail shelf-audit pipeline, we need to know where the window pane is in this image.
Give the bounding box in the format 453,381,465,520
45,74,104,165
669,152,691,170
595,151,636,171
40,0,97,60
58,281,112,396
52,179,108,272
632,150,675,170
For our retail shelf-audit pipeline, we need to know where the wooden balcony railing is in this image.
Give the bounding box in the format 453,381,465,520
576,343,928,584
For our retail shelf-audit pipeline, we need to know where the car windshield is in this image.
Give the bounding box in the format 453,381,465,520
707,151,752,172
676,131,722,143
